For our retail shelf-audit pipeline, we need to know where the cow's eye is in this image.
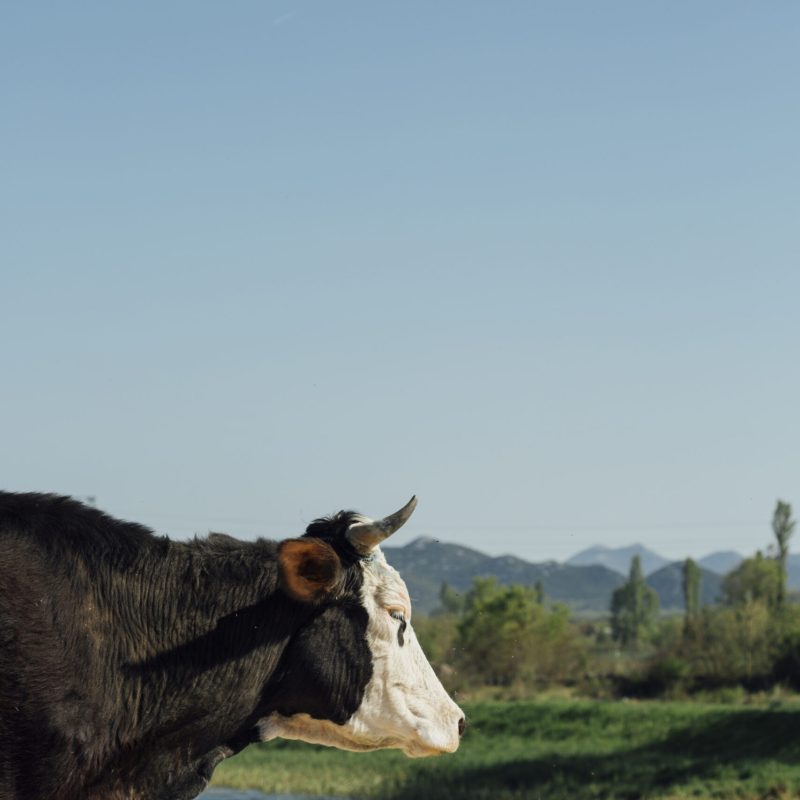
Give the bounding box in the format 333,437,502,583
388,609,407,646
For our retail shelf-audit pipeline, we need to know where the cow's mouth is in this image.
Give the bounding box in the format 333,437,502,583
397,722,461,758
402,741,451,758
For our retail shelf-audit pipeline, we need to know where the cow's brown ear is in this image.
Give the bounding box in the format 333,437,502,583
278,538,343,603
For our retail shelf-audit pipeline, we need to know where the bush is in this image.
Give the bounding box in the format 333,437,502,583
454,578,585,688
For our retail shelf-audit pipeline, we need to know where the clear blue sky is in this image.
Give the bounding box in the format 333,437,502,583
2,2,798,563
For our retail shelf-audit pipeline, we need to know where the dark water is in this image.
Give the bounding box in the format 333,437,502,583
200,790,342,800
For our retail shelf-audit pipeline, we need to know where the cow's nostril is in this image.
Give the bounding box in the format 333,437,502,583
458,717,466,737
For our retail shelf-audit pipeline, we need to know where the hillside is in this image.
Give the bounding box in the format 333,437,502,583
384,538,800,616
382,537,624,614
697,550,743,575
645,561,723,610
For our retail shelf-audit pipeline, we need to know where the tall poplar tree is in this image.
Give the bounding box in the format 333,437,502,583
681,557,701,623
772,500,795,607
610,555,659,646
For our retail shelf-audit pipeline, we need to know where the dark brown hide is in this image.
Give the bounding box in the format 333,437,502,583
0,492,373,800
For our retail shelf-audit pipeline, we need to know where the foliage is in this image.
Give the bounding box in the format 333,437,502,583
610,555,659,646
410,502,800,702
633,600,800,696
438,581,465,615
773,500,796,606
721,551,782,607
413,613,459,669
681,602,777,687
681,557,701,621
454,577,583,687
768,605,800,689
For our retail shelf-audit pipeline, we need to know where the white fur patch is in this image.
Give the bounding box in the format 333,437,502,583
259,548,464,757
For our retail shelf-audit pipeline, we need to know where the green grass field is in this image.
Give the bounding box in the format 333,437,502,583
211,699,800,799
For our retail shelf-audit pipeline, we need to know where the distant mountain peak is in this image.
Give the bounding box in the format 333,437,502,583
697,550,744,575
406,535,438,549
566,543,669,576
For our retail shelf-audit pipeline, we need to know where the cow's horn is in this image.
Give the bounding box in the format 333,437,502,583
346,495,418,555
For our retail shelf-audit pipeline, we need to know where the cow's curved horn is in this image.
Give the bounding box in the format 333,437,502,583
346,495,418,556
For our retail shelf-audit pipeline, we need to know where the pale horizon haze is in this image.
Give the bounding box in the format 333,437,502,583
2,2,799,565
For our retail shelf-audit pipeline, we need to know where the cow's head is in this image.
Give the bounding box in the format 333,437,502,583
261,496,464,757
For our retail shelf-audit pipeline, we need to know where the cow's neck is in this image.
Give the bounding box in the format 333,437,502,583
86,537,312,785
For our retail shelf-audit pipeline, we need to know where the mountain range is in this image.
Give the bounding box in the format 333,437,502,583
383,537,625,615
566,544,746,578
383,538,753,615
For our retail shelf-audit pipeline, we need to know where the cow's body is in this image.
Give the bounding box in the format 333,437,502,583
0,492,462,800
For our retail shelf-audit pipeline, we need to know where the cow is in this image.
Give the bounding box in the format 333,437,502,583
0,491,464,800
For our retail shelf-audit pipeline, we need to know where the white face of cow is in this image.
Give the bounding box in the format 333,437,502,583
337,548,464,756
262,534,464,757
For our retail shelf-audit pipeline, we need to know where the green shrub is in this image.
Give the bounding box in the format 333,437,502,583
454,578,585,687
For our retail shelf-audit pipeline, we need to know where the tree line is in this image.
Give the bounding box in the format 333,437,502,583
610,500,796,644
417,500,799,698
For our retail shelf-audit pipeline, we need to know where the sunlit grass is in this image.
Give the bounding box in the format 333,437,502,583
212,699,800,799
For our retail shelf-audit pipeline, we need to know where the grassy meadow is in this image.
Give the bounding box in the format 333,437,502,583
211,698,800,799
